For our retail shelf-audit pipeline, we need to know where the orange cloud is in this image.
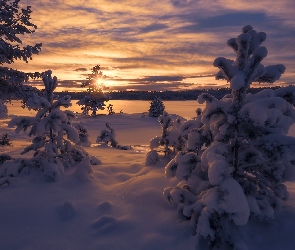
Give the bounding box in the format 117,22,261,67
8,0,295,90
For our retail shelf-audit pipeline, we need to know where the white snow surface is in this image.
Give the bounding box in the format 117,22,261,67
1,111,295,250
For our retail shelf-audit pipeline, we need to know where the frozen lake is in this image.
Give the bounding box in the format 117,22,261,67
6,100,205,120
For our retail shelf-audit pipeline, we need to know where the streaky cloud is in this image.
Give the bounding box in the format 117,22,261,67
140,23,169,33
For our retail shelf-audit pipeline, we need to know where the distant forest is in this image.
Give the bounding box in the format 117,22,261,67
57,87,282,101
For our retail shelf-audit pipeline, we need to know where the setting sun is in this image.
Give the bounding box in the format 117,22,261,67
4,0,292,92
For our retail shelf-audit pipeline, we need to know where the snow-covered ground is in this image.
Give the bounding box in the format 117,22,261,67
1,107,295,250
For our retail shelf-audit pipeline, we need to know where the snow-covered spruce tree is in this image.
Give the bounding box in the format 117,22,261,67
96,122,131,150
0,0,42,118
75,122,91,147
163,25,295,249
77,65,110,116
4,71,100,182
146,111,202,165
148,96,165,117
146,111,185,164
97,122,117,147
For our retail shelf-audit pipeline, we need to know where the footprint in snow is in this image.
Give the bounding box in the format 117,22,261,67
115,163,145,182
91,215,132,235
96,201,113,214
58,201,75,221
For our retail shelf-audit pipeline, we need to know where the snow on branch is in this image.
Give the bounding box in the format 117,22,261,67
255,64,286,83
214,25,285,92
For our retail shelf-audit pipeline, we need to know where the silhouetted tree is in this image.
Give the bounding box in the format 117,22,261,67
77,65,110,116
0,0,42,117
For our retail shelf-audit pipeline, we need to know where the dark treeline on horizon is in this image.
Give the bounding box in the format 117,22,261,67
57,87,281,101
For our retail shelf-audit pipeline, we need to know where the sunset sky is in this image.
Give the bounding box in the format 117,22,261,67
10,0,295,92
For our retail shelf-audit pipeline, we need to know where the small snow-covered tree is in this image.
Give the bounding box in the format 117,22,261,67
147,112,185,164
163,25,295,249
97,122,131,150
75,122,91,147
146,111,202,165
4,71,99,182
97,122,117,147
0,0,42,117
107,104,115,115
77,65,110,116
148,96,165,117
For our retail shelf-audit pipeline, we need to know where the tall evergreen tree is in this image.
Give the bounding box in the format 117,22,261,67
163,25,295,249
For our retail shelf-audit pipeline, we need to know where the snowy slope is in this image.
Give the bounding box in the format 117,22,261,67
1,113,295,250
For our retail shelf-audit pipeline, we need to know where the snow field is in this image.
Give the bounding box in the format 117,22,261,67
1,112,295,249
